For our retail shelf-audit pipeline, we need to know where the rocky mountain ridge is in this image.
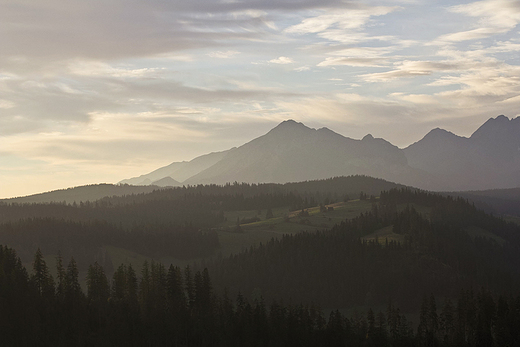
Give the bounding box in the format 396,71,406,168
121,116,520,191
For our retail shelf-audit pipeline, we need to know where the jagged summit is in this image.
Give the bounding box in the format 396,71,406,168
404,114,520,190
267,119,313,137
471,115,520,140
277,119,302,126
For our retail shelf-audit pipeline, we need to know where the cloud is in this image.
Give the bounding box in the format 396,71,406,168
4,0,520,198
207,51,241,59
0,0,283,73
284,6,397,35
318,57,388,67
68,61,163,78
294,66,311,72
0,99,15,109
317,45,395,67
0,69,302,137
434,0,520,43
361,60,472,82
269,56,294,64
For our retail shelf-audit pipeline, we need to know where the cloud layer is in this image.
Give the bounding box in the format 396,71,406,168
2,0,520,197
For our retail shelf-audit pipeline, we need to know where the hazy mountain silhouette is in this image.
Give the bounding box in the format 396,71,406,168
120,116,519,191
183,120,427,186
123,120,432,187
0,184,162,204
151,176,182,187
120,150,231,185
405,115,520,190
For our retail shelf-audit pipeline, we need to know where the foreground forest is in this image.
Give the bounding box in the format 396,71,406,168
1,178,520,345
2,245,520,347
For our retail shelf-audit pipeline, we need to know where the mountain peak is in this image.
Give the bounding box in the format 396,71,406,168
426,127,451,137
471,115,519,141
274,119,306,129
266,119,313,137
362,134,374,141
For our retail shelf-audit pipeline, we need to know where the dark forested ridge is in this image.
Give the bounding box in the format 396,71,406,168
1,175,403,205
449,188,520,218
0,183,162,204
0,219,219,271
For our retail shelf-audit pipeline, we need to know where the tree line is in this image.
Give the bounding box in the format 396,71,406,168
3,245,520,346
0,218,219,273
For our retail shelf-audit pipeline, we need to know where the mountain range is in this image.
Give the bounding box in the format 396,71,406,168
121,115,520,191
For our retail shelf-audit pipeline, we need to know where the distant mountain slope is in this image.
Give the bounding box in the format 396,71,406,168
451,187,520,217
183,120,428,187
0,184,162,204
404,115,520,190
119,116,520,192
151,177,182,187
119,150,231,185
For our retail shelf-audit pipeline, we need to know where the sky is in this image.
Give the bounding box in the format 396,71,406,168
1,0,520,198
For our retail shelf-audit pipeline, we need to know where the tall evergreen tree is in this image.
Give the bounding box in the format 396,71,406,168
31,248,55,300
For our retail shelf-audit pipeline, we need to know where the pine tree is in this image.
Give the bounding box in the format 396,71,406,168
185,265,195,310
31,248,54,297
440,298,455,345
86,262,110,304
55,252,66,302
65,257,82,301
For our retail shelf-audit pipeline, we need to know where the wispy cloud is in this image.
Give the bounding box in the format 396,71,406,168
269,56,295,64
434,0,520,43
361,60,468,82
207,51,241,59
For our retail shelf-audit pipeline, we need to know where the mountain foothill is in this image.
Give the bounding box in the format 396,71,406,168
121,115,520,192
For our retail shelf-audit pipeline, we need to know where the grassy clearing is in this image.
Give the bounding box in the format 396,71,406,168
104,200,374,270
503,215,520,226
361,226,407,245
238,200,374,232
465,226,507,246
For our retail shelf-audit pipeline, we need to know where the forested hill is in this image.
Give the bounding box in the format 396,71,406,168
3,244,520,346
204,188,520,311
448,188,520,218
0,183,162,204
1,175,404,205
0,176,401,273
95,175,405,206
